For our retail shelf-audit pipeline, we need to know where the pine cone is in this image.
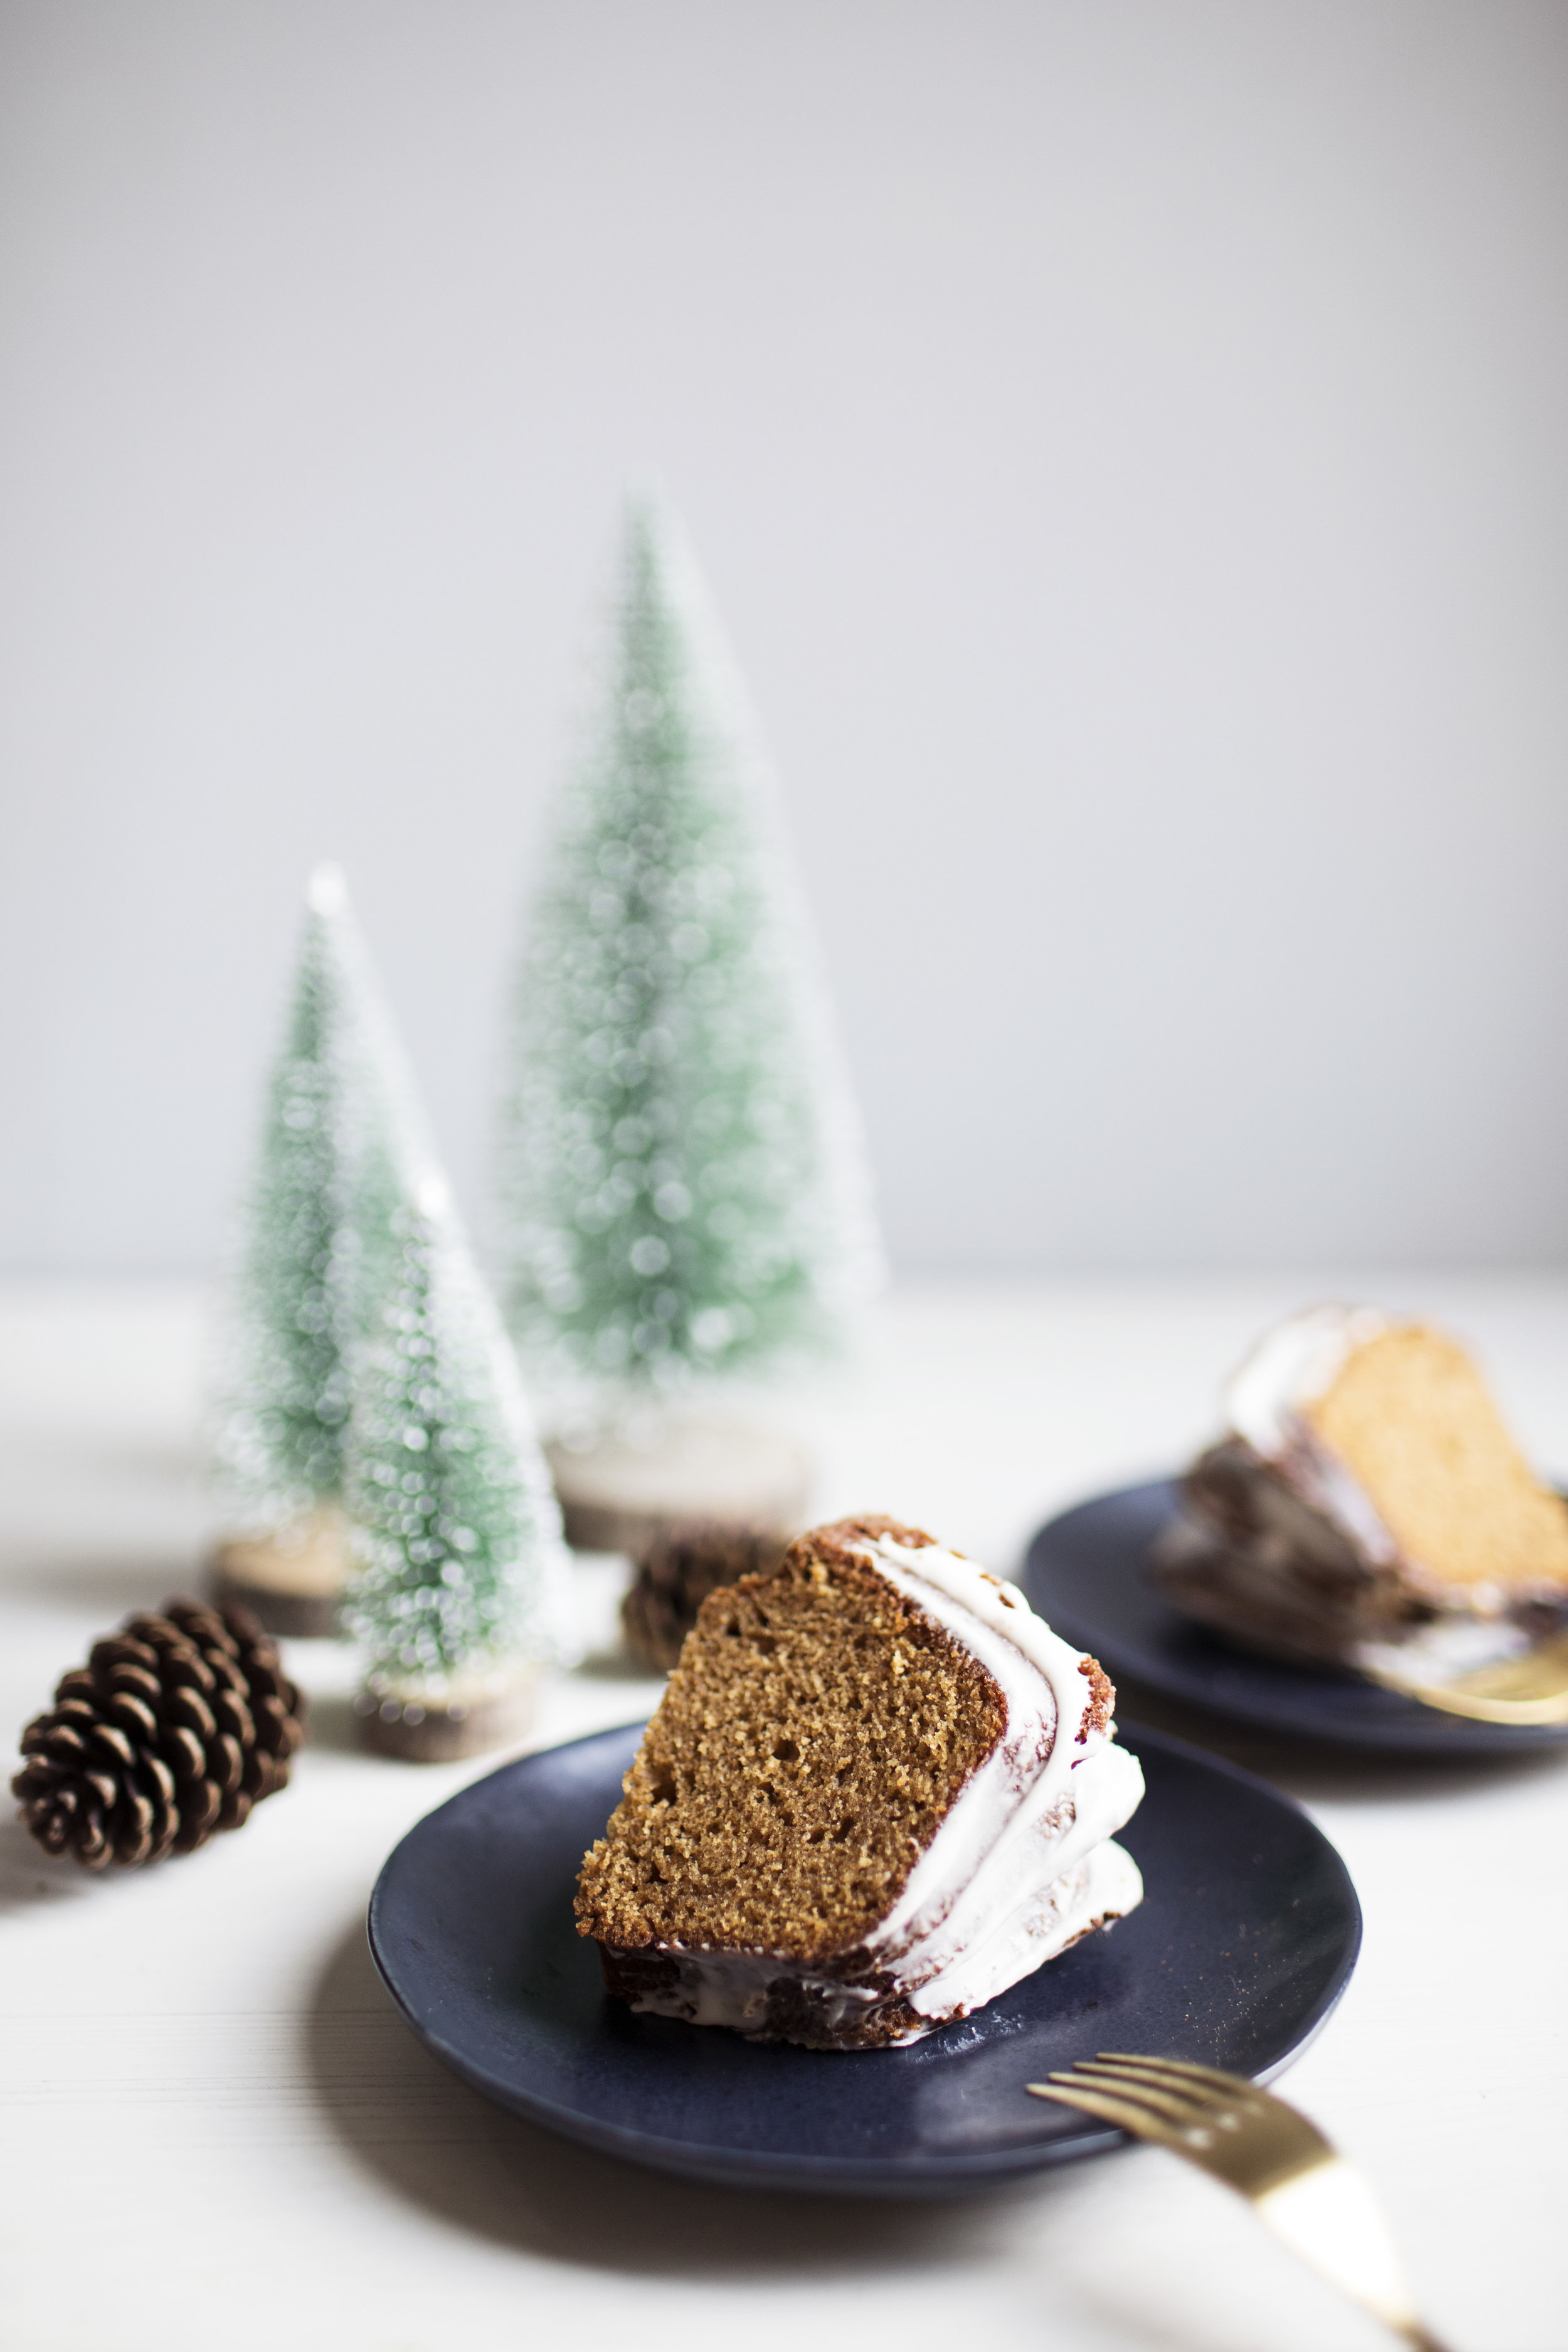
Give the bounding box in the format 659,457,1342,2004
12,1599,305,1868
622,1523,788,1672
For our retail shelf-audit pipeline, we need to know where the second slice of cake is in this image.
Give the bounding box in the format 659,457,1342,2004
576,1514,1144,2049
1153,1305,1568,1668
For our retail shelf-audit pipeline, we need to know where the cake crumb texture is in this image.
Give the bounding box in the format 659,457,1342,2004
575,1515,1006,1962
1309,1325,1568,1595
1078,1655,1113,1740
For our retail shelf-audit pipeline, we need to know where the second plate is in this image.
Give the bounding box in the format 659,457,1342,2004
1024,1479,1568,1756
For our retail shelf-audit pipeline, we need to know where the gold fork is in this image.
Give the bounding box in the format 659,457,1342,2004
1361,1631,1568,1725
1027,2054,1454,2351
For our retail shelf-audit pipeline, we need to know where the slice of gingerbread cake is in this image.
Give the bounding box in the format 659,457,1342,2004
1153,1305,1568,1666
575,1514,1144,2050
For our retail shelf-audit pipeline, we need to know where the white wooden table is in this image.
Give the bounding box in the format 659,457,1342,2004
4,1276,1566,2352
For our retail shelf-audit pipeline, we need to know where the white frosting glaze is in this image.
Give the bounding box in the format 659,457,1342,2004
1225,1303,1387,1456
1223,1305,1399,1564
621,1531,1145,2045
642,1836,1144,2045
854,1539,1144,2018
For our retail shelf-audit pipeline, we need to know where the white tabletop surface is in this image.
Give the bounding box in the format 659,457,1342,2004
4,1273,1567,2352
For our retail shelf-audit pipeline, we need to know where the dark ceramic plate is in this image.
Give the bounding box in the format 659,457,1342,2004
367,1718,1360,2195
1024,1479,1568,1757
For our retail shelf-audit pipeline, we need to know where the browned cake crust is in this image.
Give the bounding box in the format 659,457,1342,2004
575,1515,1006,1976
1078,1654,1114,1739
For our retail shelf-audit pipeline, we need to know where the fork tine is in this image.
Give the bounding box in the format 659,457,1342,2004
1025,2080,1181,2144
1050,2066,1217,2129
1091,2057,1335,2158
1096,2052,1256,2092
1076,2058,1234,2103
1079,2057,1278,2122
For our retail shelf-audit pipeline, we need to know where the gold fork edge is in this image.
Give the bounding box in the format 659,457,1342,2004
1086,2052,1278,2099
1051,2064,1264,2126
1360,1663,1568,1725
1027,2079,1165,2132
1030,2052,1309,2111
1024,2066,1457,2352
1093,2051,1266,2086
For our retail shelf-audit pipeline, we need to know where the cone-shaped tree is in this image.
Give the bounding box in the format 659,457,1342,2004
209,866,421,1537
343,1175,576,1698
498,494,883,1400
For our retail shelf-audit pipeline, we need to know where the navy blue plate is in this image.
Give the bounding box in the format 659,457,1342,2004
1025,1479,1568,1757
367,1718,1360,2195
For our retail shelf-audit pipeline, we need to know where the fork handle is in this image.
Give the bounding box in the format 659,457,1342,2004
1255,2163,1456,2352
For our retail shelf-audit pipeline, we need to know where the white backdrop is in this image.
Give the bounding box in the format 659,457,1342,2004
3,0,1566,1276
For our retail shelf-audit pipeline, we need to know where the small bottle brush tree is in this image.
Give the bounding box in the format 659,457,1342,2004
498,494,882,1420
208,866,417,1631
344,1175,576,1759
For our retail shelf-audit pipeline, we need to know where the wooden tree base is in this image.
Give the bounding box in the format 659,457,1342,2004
208,1510,352,1639
545,1413,813,1555
352,1671,538,1762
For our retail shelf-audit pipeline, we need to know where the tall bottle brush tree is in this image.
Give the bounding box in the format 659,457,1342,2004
498,495,883,1406
209,866,420,1565
344,1175,576,1751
